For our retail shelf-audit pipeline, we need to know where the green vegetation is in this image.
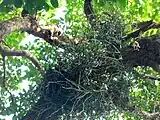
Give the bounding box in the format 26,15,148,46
0,0,159,120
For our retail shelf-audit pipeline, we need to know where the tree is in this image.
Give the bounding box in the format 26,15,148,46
0,0,159,120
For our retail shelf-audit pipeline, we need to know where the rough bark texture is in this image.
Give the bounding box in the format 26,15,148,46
122,34,160,73
0,15,72,72
0,17,32,40
0,15,43,72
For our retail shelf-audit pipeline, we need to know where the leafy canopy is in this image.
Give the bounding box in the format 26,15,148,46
0,0,159,120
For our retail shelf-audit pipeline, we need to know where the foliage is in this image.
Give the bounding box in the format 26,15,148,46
0,0,59,14
0,0,159,120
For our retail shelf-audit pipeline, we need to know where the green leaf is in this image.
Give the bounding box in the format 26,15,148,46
14,0,23,8
119,0,128,8
51,0,58,8
0,0,3,4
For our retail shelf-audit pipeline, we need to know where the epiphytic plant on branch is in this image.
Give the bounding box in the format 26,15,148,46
0,0,160,120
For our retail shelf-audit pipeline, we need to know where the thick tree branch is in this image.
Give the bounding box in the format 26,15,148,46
122,34,160,73
0,17,33,40
84,0,97,28
0,15,85,73
0,15,44,72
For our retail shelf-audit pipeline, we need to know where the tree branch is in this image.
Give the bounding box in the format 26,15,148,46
124,20,160,40
0,45,43,73
0,15,83,73
84,0,97,28
122,34,160,74
2,55,6,85
0,16,44,72
138,110,160,120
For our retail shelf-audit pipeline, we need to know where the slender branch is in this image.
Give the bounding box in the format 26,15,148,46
138,110,160,120
2,55,5,86
0,45,43,73
143,74,160,81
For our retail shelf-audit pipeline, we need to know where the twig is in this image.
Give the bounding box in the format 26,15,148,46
2,55,6,86
143,74,160,81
